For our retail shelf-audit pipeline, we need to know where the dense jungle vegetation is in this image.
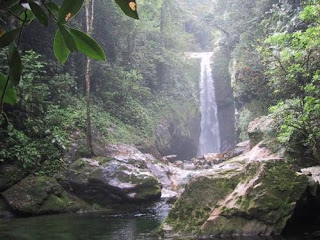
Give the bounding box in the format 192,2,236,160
0,0,319,176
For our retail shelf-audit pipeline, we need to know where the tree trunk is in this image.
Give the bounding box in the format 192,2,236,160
85,0,95,155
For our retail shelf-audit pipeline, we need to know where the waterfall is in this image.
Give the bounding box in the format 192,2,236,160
189,52,221,156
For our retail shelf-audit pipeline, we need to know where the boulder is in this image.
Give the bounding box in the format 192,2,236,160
65,143,200,207
0,197,13,218
146,161,172,189
281,166,320,235
104,144,153,167
225,140,251,159
183,163,196,170
199,161,308,237
1,175,88,216
301,166,320,196
163,156,308,237
163,159,244,236
173,161,184,168
0,162,28,192
68,157,161,205
161,188,178,203
162,116,309,238
203,153,225,164
248,116,280,151
192,158,211,169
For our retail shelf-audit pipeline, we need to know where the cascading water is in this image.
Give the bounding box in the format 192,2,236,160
189,52,221,156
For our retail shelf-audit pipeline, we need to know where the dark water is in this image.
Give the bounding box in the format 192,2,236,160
0,204,316,240
0,212,163,240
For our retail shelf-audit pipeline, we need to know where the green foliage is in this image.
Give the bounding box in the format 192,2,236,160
20,10,36,25
0,28,20,48
58,25,78,52
270,93,320,163
0,51,65,173
94,64,153,132
0,48,155,172
0,73,16,105
69,28,106,61
58,0,84,24
29,1,48,26
53,29,70,64
0,0,140,109
9,44,22,85
264,3,320,163
300,4,320,22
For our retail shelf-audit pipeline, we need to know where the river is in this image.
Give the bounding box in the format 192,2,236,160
0,205,316,240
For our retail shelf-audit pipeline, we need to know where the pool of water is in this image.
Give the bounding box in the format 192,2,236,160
0,203,317,240
0,212,164,240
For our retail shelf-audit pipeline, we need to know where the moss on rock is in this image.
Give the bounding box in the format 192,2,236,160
163,158,309,238
1,175,89,216
164,170,242,234
69,156,162,206
199,161,309,237
0,162,27,192
248,116,281,152
133,176,161,201
40,192,89,214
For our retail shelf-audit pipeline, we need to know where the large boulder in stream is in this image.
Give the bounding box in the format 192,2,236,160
0,162,28,192
162,116,312,238
67,144,162,205
0,197,12,218
1,175,89,216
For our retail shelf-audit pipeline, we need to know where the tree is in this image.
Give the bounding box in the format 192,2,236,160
0,0,139,153
0,0,138,122
263,2,320,163
84,0,95,154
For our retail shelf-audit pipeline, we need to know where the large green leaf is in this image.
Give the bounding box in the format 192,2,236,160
115,0,139,19
46,2,60,14
70,28,106,61
58,0,84,24
53,29,70,64
0,28,21,49
58,25,78,52
20,10,36,25
0,72,17,105
8,44,22,86
9,3,24,15
29,1,48,26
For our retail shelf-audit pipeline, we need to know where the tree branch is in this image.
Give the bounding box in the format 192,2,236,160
273,54,288,75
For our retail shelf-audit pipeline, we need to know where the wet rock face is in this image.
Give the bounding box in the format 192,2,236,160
164,162,243,235
163,157,308,237
211,47,237,152
248,116,279,150
155,115,201,160
1,175,88,216
0,144,192,217
225,140,251,159
162,115,310,238
0,197,13,218
283,166,320,235
68,155,162,205
200,161,308,237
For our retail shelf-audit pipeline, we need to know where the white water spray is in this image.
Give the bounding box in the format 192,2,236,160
188,52,221,156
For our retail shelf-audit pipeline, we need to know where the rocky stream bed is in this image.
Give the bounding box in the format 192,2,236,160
1,116,320,239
